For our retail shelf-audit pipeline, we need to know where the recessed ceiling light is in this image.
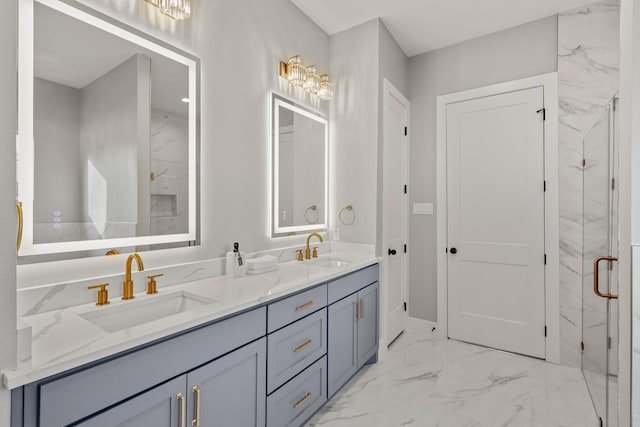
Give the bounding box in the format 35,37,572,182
181,97,190,103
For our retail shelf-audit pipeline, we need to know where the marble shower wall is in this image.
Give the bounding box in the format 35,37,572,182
558,0,619,367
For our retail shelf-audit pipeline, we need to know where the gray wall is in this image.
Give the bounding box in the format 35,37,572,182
329,19,379,246
407,16,559,321
0,0,17,422
33,78,83,224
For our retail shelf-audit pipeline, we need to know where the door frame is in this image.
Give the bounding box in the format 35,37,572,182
435,72,560,363
381,79,410,346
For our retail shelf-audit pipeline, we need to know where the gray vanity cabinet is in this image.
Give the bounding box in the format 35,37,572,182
76,376,185,427
186,338,266,427
327,281,379,398
77,338,266,427
356,282,380,368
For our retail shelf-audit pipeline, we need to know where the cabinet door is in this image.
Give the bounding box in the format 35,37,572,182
187,338,266,427
327,293,358,398
77,376,186,427
357,282,379,369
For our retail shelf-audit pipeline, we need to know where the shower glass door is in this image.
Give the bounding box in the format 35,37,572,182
582,97,619,427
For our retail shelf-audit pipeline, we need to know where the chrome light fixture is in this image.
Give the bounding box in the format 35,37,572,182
279,55,333,100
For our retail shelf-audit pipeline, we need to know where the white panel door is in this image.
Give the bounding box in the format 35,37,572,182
446,87,546,358
383,81,409,345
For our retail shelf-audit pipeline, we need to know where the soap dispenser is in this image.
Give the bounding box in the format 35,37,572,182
226,242,247,278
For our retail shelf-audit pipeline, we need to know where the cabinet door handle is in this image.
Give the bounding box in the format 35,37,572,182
192,386,201,426
16,201,23,253
177,393,186,427
356,299,361,320
292,392,312,409
295,301,314,312
361,299,365,319
293,339,312,353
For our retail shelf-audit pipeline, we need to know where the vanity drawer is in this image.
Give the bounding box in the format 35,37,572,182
267,356,327,427
268,308,327,393
328,264,379,304
268,284,327,333
36,307,266,427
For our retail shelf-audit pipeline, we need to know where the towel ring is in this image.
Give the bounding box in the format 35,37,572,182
304,205,319,224
338,205,356,225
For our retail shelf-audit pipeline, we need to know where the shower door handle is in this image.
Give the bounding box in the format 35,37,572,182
593,256,618,300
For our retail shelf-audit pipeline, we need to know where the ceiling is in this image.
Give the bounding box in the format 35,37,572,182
290,0,598,56
35,2,188,116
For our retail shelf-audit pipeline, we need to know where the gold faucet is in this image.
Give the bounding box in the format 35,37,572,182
123,253,144,300
305,232,323,259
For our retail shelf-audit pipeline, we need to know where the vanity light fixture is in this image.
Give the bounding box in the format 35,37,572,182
144,0,191,20
279,55,333,100
317,75,334,101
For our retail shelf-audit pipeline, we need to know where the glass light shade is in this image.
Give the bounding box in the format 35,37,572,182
286,56,305,86
160,0,191,20
145,0,161,6
317,74,334,100
303,66,320,94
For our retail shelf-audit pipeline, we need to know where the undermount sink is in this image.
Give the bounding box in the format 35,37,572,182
306,257,351,268
80,291,214,333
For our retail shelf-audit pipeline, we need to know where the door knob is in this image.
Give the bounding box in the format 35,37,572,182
388,248,397,256
450,247,457,254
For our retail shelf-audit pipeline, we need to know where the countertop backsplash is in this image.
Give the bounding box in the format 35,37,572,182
16,241,373,317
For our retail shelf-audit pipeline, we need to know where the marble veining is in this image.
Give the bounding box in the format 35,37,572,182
4,247,377,389
558,0,620,368
307,322,597,427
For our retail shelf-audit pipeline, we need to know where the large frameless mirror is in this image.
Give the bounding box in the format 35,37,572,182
271,93,328,237
17,0,199,257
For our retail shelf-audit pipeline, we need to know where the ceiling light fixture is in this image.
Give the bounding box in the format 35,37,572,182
279,55,333,101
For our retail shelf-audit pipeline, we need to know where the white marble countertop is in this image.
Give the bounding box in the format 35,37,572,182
2,252,378,389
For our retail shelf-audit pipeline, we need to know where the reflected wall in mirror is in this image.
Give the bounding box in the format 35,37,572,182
271,94,328,237
18,0,199,256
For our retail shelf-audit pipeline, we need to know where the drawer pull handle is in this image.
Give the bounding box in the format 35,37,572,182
177,393,186,427
293,339,313,353
292,392,312,409
295,301,314,312
356,298,362,320
192,386,201,426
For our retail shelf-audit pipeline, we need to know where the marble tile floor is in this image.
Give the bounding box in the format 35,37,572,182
307,322,598,427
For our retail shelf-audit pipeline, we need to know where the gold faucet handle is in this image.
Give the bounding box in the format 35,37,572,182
88,283,110,306
312,247,318,258
296,250,304,261
147,274,164,295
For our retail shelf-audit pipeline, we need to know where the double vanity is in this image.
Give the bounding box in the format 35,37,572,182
6,253,380,427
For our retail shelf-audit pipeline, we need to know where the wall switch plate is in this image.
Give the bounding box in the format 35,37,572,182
413,203,434,215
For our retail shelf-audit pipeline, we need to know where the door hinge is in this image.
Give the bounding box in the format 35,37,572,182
544,326,547,337
608,336,612,349
581,341,585,351
544,254,547,265
536,108,546,121
404,184,407,194
404,126,408,136
543,180,546,192
612,178,615,190
404,244,407,254
403,302,407,312
582,158,586,167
